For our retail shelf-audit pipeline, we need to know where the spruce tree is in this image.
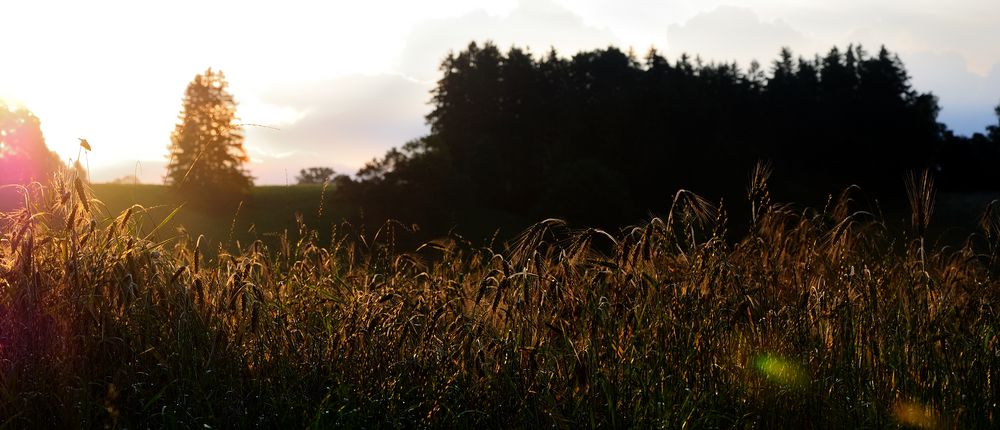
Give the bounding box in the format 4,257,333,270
166,68,252,198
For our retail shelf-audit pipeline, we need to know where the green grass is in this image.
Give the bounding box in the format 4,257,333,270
0,173,997,427
89,183,355,254
85,183,1000,252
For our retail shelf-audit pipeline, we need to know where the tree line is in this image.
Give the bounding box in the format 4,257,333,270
338,42,1000,232
3,42,1000,234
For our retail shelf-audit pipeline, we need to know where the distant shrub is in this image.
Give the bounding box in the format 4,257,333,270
109,174,141,185
296,166,336,185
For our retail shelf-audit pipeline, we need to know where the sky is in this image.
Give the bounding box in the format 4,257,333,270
2,0,998,184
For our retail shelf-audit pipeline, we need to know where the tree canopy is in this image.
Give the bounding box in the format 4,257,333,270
348,42,961,233
989,100,1000,143
296,167,336,185
0,103,62,185
165,68,253,199
937,99,1000,190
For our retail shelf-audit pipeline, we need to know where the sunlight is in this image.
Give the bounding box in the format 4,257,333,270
238,96,307,128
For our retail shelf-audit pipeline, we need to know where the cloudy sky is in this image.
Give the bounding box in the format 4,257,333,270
2,0,998,184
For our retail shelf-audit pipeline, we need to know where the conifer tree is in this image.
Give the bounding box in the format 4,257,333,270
166,68,252,197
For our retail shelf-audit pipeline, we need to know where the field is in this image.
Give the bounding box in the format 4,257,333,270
0,175,998,427
88,183,352,252
84,183,537,253
87,182,1000,250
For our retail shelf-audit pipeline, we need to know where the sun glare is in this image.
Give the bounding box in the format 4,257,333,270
893,400,942,429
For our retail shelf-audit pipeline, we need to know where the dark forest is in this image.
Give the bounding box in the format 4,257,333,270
343,42,1000,235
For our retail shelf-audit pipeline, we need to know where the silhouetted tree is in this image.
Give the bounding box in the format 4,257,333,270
989,100,1000,143
296,167,336,184
0,104,62,185
352,42,951,236
165,68,252,199
937,100,1000,190
345,135,465,235
110,174,141,185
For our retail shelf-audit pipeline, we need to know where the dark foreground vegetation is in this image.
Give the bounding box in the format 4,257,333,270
0,170,997,428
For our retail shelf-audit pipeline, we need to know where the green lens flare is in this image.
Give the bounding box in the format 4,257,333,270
752,354,808,388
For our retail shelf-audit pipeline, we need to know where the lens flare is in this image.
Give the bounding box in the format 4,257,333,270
752,354,808,388
893,400,940,429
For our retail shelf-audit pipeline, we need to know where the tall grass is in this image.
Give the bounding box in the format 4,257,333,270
0,168,996,428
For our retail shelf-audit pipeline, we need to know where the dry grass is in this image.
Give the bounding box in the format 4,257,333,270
0,168,997,428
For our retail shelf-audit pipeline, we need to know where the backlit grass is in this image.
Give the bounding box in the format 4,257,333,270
0,169,996,427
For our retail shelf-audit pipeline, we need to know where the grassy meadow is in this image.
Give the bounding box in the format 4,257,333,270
87,183,353,253
0,173,998,428
84,182,1000,250
84,183,535,253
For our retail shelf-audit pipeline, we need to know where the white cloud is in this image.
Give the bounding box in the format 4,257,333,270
395,0,619,81
240,74,432,184
665,6,815,67
659,4,1000,135
904,52,1000,135
239,0,622,184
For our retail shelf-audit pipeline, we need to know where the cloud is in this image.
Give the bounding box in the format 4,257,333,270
789,2,1000,135
904,52,1000,135
239,0,621,184
841,16,1000,77
396,0,619,81
95,0,618,184
83,0,1000,183
662,5,1000,135
757,0,1000,134
87,74,432,184
666,6,815,68
242,74,433,184
803,1,1000,76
